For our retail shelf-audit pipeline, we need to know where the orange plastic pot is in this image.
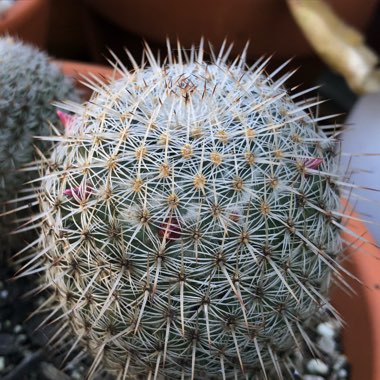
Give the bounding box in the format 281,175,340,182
0,0,50,48
332,217,380,380
55,60,117,100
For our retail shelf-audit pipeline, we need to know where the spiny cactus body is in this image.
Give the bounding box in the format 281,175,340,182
0,37,80,255
30,44,346,379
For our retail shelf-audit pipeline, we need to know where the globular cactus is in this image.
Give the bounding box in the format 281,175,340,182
0,36,80,256
29,43,347,379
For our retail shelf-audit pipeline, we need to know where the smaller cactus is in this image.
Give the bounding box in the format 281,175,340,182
0,36,80,258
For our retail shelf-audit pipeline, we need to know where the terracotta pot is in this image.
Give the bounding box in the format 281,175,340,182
333,216,380,380
82,0,378,60
0,0,50,48
56,60,117,99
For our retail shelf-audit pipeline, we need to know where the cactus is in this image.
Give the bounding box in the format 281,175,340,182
28,43,347,379
0,36,80,256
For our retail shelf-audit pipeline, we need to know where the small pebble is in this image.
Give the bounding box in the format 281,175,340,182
338,368,348,378
37,297,45,306
333,355,348,371
0,356,5,372
17,333,27,343
317,322,336,339
307,358,329,375
0,289,8,299
317,335,336,355
292,369,302,379
13,324,23,334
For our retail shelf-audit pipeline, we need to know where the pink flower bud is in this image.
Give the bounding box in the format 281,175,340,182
57,110,75,135
64,185,92,200
304,157,323,170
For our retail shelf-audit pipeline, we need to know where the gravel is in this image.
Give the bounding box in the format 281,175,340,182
291,312,351,380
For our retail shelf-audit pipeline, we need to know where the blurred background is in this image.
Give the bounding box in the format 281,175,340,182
2,0,380,110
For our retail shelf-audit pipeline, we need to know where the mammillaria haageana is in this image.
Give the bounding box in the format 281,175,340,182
23,42,354,379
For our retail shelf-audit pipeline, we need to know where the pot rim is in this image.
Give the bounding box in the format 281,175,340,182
0,0,46,30
55,59,117,79
340,217,380,380
55,59,118,100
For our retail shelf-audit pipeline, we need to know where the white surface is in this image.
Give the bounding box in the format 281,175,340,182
341,92,380,243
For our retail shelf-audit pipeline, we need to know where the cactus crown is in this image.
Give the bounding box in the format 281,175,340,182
0,36,80,255
24,42,348,379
